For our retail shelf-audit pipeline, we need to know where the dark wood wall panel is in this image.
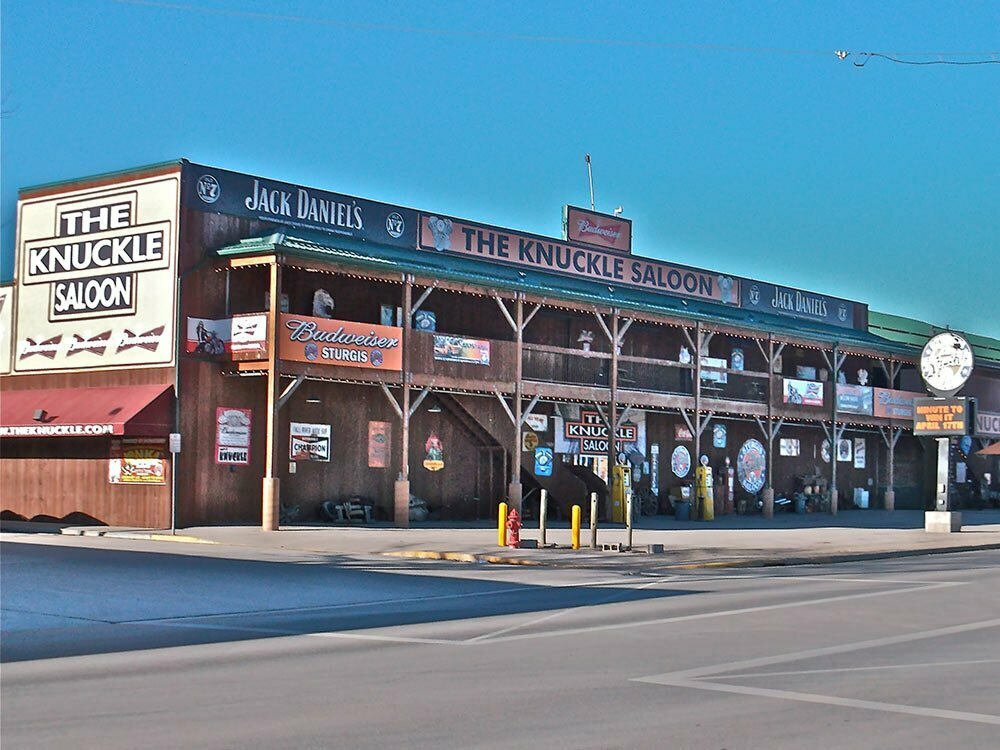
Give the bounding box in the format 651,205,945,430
1,437,170,527
176,359,266,525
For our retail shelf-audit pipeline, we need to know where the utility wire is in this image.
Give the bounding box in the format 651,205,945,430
115,0,1000,63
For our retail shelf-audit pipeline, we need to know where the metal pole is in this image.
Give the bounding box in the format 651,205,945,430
539,489,548,546
571,505,581,550
586,153,595,210
590,492,599,548
625,490,633,551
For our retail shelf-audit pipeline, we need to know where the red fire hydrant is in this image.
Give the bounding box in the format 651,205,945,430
506,508,521,549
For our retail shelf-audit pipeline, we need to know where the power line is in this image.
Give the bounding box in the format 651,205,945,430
114,1,1000,63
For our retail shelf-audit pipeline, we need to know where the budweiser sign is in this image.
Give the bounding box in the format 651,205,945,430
279,314,403,370
564,205,632,253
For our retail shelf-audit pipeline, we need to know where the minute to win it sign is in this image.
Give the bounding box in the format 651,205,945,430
14,171,181,372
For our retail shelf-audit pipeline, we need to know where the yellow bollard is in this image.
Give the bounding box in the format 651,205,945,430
498,501,508,547
571,505,581,550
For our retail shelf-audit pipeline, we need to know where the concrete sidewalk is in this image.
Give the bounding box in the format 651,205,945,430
4,510,1000,570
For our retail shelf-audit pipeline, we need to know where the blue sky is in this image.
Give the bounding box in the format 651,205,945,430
2,0,998,336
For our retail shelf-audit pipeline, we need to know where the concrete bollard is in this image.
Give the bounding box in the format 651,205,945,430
590,492,598,549
884,489,895,512
497,501,508,547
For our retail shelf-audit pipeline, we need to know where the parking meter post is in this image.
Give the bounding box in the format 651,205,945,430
571,505,581,550
498,501,508,547
590,492,598,549
539,489,548,547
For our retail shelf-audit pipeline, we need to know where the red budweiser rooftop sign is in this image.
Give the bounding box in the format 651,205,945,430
563,205,632,253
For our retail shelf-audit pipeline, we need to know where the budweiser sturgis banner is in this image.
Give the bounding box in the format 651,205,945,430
14,169,181,372
419,215,739,306
279,314,403,370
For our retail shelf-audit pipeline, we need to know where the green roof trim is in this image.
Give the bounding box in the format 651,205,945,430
216,229,926,357
868,311,1000,366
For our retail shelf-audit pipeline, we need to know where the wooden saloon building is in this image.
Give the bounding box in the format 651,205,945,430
2,160,998,529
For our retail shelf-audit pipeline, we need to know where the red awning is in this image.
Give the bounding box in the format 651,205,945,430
0,384,173,438
978,442,1000,456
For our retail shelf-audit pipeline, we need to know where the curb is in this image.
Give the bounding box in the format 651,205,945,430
383,550,543,566
62,528,218,545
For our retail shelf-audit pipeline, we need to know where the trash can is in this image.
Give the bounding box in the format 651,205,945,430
675,501,691,521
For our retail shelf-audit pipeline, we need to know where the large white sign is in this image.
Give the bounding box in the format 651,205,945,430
14,170,181,372
0,286,12,375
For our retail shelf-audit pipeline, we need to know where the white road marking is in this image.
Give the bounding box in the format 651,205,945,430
637,616,1000,682
466,576,673,643
481,581,965,643
711,657,1000,680
660,679,1000,726
634,618,1000,726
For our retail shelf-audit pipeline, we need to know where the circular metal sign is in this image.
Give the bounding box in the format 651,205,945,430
737,439,766,494
919,332,974,397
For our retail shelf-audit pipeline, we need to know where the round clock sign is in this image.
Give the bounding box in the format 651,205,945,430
919,332,974,397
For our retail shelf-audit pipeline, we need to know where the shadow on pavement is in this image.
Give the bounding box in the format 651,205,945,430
0,542,699,663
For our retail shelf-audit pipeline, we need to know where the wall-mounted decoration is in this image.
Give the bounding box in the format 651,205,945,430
368,421,391,468
290,422,331,462
231,313,267,361
525,413,548,432
701,357,728,384
650,443,660,496
783,378,824,406
796,366,817,380
522,431,539,452
554,405,645,457
215,407,251,465
836,384,874,415
109,438,167,485
821,438,831,463
675,424,693,441
186,317,230,356
731,348,744,372
312,289,335,318
433,335,490,365
854,438,866,469
779,438,800,457
737,439,766,494
671,445,691,478
837,438,853,462
712,424,727,448
534,447,553,477
414,310,437,332
423,431,444,471
873,388,923,420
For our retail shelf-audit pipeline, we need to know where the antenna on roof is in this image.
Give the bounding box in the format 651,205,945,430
585,153,595,210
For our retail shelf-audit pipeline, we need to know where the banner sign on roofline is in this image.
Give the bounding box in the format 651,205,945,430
741,279,865,330
419,214,740,305
182,162,417,248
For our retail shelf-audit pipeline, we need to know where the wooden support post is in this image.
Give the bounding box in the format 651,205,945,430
693,322,702,473
262,260,282,531
829,345,845,515
508,294,524,512
394,276,413,528
607,310,619,520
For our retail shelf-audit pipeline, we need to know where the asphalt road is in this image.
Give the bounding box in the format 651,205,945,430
2,535,999,749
